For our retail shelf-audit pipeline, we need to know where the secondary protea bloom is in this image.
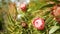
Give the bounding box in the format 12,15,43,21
52,6,60,22
52,6,60,17
32,17,45,30
20,3,27,11
15,0,30,11
21,21,27,28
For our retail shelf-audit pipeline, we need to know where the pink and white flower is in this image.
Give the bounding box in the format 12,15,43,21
32,17,45,30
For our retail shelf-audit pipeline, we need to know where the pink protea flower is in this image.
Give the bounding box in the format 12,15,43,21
20,3,27,11
32,17,45,30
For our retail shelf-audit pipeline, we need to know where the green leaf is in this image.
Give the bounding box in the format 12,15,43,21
45,17,53,24
49,26,60,34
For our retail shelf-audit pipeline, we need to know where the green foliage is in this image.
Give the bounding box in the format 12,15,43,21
49,26,60,34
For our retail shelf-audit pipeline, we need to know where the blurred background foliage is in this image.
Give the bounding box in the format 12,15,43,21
0,0,60,34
